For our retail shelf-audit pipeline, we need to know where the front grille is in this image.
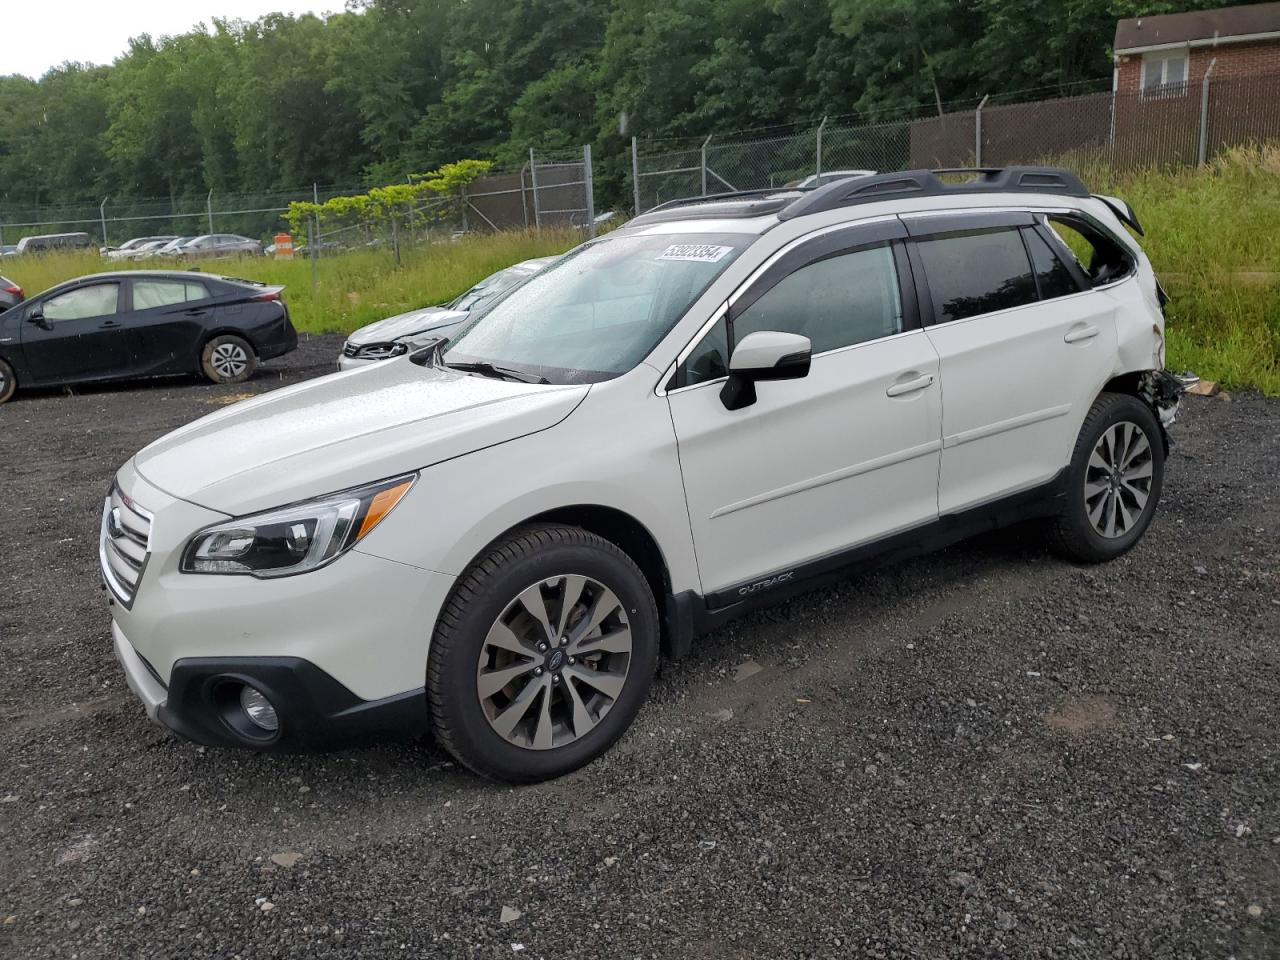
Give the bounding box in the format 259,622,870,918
99,485,153,608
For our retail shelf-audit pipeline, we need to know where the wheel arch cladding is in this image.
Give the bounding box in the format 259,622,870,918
503,505,679,655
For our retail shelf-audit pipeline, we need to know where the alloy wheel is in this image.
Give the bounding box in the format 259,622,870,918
211,342,248,379
476,574,632,750
1084,420,1153,538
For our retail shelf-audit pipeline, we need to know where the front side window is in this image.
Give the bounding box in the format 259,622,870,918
734,244,903,353
444,232,749,384
133,280,209,308
680,243,904,387
915,228,1037,324
43,283,120,322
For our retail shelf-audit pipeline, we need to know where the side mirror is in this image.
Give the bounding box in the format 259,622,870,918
720,330,811,410
27,305,51,330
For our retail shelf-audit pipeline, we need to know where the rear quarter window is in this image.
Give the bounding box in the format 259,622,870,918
1045,216,1135,286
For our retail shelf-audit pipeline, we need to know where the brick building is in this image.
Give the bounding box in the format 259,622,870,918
1113,2,1280,95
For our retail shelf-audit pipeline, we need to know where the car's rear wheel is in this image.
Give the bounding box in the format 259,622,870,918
201,334,257,384
427,524,659,782
1049,392,1164,563
0,358,16,403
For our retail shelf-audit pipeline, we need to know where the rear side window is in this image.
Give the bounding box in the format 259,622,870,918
1024,229,1081,300
133,280,209,308
915,228,1037,324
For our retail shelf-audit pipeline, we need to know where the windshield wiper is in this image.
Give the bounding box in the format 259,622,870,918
443,360,549,384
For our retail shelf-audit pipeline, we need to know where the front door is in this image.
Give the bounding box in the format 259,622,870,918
21,281,132,383
667,223,943,600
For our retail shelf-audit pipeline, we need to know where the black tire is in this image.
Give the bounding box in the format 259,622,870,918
427,524,659,783
200,334,257,384
0,358,16,404
1049,392,1165,563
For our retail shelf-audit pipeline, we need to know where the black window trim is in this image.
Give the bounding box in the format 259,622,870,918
665,219,920,391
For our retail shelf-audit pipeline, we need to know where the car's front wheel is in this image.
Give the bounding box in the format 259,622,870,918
0,358,16,404
201,334,257,384
1050,392,1165,563
427,524,659,782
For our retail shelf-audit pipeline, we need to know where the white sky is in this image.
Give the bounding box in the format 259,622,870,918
4,0,341,80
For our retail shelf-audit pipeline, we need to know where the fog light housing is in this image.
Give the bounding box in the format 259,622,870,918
239,685,279,732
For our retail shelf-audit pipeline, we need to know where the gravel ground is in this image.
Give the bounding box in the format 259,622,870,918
1,335,1277,959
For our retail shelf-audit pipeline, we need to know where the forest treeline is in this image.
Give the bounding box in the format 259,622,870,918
0,0,1240,211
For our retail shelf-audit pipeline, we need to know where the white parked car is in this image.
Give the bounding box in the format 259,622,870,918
103,236,179,260
338,257,556,369
101,167,1186,782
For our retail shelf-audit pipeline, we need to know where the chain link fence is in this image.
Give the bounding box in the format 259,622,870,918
633,71,1280,212
0,148,596,252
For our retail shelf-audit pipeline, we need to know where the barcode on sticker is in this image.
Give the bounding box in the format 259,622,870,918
658,244,733,263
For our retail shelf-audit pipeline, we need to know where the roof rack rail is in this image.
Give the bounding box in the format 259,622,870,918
645,187,800,213
777,166,1089,221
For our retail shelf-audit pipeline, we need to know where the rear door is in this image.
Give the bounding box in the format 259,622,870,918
905,212,1118,514
126,276,215,374
21,281,132,382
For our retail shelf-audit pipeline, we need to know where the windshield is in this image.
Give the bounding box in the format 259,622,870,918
449,272,511,311
443,232,749,384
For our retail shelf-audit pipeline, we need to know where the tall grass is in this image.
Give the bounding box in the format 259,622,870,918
3,151,1277,393
2,228,580,336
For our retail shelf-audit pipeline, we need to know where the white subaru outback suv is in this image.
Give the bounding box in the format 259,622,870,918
101,167,1185,782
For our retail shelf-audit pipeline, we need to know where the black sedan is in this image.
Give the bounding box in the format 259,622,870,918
0,271,297,404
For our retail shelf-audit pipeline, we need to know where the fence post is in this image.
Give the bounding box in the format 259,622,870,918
206,189,214,234
815,116,827,176
700,134,712,196
1198,57,1217,166
308,215,319,293
529,147,542,229
518,163,530,228
974,94,989,167
99,197,109,248
631,137,641,215
583,144,596,238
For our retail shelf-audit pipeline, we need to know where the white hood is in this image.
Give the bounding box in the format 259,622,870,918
347,306,468,346
133,360,589,514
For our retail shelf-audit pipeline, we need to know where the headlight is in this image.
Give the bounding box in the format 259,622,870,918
181,474,416,577
355,342,409,360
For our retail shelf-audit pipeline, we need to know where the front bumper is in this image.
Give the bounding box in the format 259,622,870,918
113,621,427,750
103,460,455,751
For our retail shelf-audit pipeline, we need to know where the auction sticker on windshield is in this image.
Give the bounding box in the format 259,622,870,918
658,244,734,263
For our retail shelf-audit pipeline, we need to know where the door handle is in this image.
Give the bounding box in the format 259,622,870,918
886,373,934,397
99,320,121,329
1064,324,1099,343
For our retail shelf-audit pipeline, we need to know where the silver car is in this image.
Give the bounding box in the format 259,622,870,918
338,256,556,370
175,234,263,259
